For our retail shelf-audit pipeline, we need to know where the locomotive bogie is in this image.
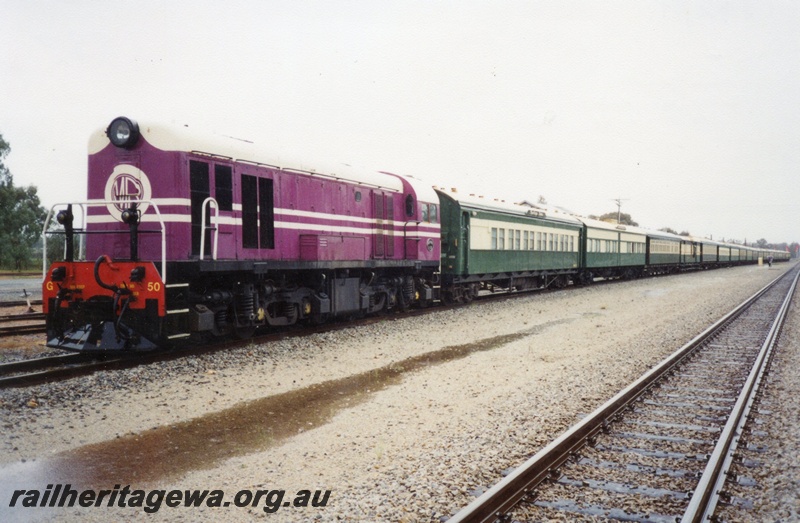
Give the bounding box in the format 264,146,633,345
177,265,424,340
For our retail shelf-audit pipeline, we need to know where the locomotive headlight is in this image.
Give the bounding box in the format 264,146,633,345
106,117,140,149
56,210,70,225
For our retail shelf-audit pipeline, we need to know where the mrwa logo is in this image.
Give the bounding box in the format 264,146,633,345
104,165,152,221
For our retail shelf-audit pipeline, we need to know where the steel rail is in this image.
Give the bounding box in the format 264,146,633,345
0,313,45,323
447,267,794,523
0,357,128,388
0,353,88,377
0,300,42,309
0,324,47,337
682,267,800,522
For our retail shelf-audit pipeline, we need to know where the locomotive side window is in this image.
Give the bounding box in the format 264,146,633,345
259,177,275,249
428,204,438,223
406,195,414,217
190,160,211,256
421,204,429,222
215,165,233,211
241,174,276,250
241,175,258,249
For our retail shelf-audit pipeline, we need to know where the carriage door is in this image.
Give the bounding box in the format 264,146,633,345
461,212,470,272
373,192,394,259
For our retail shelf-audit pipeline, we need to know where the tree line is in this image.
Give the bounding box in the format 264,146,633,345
0,132,47,271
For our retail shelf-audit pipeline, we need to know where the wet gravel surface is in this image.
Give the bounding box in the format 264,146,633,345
0,264,797,522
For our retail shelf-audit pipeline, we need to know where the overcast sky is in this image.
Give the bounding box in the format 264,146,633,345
1,1,798,244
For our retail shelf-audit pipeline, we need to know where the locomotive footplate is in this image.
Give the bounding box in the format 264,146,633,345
50,321,159,351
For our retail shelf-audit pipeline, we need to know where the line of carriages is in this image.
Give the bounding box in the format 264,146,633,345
435,189,789,303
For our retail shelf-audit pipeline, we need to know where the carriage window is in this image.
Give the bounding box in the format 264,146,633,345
491,228,498,250
499,229,505,250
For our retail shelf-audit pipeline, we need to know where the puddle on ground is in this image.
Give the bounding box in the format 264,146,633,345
2,318,572,490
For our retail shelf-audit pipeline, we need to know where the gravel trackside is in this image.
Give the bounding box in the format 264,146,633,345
0,263,797,522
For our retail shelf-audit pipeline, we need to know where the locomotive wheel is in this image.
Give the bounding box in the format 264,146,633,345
310,313,330,325
442,289,458,305
463,283,478,303
234,325,257,339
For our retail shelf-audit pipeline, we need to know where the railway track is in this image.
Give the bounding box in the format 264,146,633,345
0,299,42,309
0,312,46,338
448,264,799,523
0,353,126,388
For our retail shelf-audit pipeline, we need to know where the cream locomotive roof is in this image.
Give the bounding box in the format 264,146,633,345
89,119,411,194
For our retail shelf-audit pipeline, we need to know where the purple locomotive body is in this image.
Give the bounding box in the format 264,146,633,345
43,117,440,351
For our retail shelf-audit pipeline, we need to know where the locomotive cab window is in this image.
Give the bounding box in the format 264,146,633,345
405,195,414,217
428,204,438,223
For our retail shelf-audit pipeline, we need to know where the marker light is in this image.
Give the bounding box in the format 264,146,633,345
106,117,140,149
121,207,140,225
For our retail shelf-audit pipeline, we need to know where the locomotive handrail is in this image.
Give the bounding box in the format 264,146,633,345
42,200,168,283
199,197,219,261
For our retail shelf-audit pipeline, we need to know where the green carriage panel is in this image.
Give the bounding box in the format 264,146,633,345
646,232,681,267
580,218,646,272
437,190,582,281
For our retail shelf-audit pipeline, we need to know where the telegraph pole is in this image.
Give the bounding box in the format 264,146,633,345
612,198,629,224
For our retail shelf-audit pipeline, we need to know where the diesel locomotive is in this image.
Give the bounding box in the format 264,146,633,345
42,117,790,352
